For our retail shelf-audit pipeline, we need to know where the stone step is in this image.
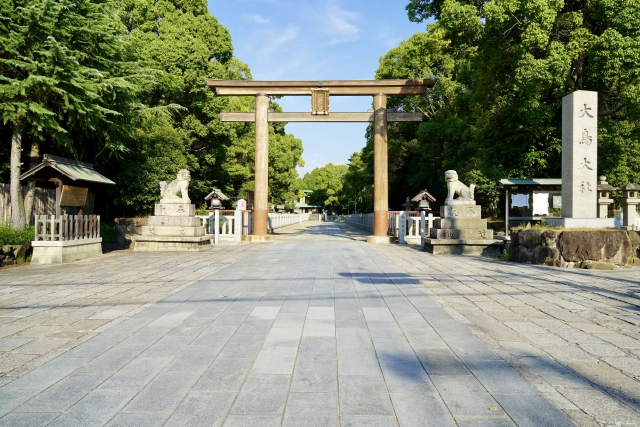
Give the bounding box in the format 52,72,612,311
154,203,195,217
141,225,204,237
423,237,504,256
440,204,481,219
131,235,212,252
430,228,494,240
435,217,487,229
147,216,201,227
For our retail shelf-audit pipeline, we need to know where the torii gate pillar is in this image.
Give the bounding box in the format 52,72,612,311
248,93,273,242
367,94,394,244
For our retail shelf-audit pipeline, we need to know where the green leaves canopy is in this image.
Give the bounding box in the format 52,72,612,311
351,0,640,215
107,0,304,213
303,163,348,213
0,0,152,157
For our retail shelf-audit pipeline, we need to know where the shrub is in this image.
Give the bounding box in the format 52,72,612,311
100,223,115,243
0,223,35,247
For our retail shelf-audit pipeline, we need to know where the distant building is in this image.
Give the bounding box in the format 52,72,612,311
294,190,322,214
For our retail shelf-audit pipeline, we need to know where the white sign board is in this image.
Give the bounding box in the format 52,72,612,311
237,199,247,211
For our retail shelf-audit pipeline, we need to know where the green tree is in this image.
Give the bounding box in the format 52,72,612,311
269,131,304,207
116,0,247,204
0,0,156,228
303,163,348,214
367,0,640,216
108,125,196,215
116,0,305,212
342,151,373,212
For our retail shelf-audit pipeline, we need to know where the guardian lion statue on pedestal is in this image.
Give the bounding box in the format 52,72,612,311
445,170,475,204
160,169,191,204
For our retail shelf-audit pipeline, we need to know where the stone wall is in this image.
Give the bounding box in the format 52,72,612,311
510,229,640,269
0,245,27,266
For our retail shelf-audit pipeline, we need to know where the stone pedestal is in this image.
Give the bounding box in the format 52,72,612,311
620,184,640,230
620,201,640,230
132,203,211,251
423,202,503,256
31,238,103,264
598,176,616,219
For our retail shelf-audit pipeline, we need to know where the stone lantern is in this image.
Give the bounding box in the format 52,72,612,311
597,176,617,218
411,189,436,213
619,183,640,229
209,194,223,210
402,197,413,211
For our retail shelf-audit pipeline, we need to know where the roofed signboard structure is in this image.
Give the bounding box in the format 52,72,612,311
20,154,115,217
206,78,437,243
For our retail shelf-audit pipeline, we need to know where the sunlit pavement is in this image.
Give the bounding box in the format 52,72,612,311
0,222,638,426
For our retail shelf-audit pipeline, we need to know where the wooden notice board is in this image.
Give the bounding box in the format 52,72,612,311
60,185,89,206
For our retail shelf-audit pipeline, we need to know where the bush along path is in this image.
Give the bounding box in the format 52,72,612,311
0,224,34,266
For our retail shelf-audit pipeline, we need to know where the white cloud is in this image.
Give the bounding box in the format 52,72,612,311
260,58,302,80
325,2,361,44
258,26,298,56
242,13,270,24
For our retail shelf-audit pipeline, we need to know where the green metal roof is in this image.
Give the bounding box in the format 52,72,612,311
204,188,230,201
19,154,115,184
295,204,322,209
498,178,562,186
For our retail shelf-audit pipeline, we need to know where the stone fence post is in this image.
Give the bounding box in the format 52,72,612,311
420,211,426,250
234,210,242,242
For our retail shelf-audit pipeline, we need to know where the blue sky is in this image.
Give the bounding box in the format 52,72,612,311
207,0,426,176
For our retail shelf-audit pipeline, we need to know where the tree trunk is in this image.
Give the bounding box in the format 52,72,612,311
23,140,40,226
10,121,26,229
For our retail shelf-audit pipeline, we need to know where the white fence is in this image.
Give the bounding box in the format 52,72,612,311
197,211,242,245
197,211,310,244
268,213,310,231
344,213,374,230
34,214,100,241
335,211,438,244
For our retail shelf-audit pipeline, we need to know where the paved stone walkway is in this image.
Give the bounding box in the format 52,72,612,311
372,241,640,427
0,222,637,426
0,244,261,382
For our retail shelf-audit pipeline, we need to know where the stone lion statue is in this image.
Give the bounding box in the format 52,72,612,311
160,169,191,204
445,170,475,204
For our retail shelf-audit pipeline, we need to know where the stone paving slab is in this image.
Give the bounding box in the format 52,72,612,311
0,244,261,383
371,232,640,426
0,222,627,425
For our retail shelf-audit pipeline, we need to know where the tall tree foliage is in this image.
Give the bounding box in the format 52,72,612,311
348,0,640,215
110,0,304,212
0,0,153,228
303,163,348,213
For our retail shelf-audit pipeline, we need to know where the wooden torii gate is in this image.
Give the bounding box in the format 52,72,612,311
206,79,437,243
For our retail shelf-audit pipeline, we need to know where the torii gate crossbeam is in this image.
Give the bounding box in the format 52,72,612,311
206,78,437,243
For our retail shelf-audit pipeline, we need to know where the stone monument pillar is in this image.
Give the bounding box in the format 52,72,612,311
562,90,598,218
132,170,212,251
